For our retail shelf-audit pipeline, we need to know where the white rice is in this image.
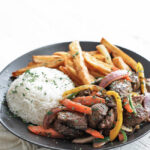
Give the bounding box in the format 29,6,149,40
6,67,74,125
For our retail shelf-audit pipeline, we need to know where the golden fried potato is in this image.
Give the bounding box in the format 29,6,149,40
96,44,113,65
32,55,63,63
101,37,137,70
113,56,131,71
84,52,112,75
69,41,94,84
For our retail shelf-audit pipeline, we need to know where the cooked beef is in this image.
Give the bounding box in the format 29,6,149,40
54,120,84,138
132,95,144,104
99,109,115,129
88,103,108,129
129,72,140,91
105,96,116,107
102,129,110,137
57,111,87,130
109,79,132,98
76,89,92,97
146,78,150,92
43,106,67,129
123,105,148,127
143,93,150,119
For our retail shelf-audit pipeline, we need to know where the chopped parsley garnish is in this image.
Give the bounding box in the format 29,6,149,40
92,95,96,99
22,93,25,97
47,111,53,115
37,86,43,91
12,90,17,94
20,83,24,86
26,87,30,90
74,120,78,123
52,80,57,85
72,52,79,58
58,59,62,61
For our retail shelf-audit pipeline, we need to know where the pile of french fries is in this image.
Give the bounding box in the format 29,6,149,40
12,38,137,86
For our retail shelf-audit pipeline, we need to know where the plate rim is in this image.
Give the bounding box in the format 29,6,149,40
0,41,150,150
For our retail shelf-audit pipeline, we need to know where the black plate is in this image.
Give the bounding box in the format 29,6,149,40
0,42,150,150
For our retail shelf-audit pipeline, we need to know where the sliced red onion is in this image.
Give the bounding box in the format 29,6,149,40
43,106,67,129
99,70,128,88
143,93,150,117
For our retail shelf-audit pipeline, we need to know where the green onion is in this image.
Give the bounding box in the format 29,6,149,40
66,92,79,99
121,130,127,142
93,137,110,143
128,94,136,114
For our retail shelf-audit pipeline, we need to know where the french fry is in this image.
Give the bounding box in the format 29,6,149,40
69,41,94,84
92,54,105,61
12,59,64,77
96,44,113,65
64,55,74,68
59,66,82,86
89,69,104,78
27,62,35,67
59,66,68,74
101,38,137,70
53,51,69,57
84,52,112,75
12,63,44,77
113,57,131,71
87,51,97,55
32,55,63,63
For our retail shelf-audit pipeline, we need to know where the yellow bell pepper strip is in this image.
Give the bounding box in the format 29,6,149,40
106,91,123,141
136,62,147,94
131,92,139,96
63,85,102,97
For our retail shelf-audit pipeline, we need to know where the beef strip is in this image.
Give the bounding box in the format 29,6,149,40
105,96,116,107
88,103,108,129
57,111,87,130
53,120,84,138
76,89,92,97
143,93,150,120
129,72,140,91
132,95,144,104
146,78,150,92
123,105,148,127
99,109,116,129
109,79,132,98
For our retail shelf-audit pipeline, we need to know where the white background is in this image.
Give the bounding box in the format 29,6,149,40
0,0,150,149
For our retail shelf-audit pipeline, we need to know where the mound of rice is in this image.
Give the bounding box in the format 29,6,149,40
6,67,74,125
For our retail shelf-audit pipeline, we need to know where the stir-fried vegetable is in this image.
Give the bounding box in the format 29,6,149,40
60,99,92,115
99,70,130,88
93,137,110,143
106,91,123,141
63,84,101,97
136,62,147,94
85,128,104,139
63,85,101,97
123,99,133,113
72,96,105,106
66,92,79,99
93,137,110,148
118,130,127,142
28,125,63,138
121,125,133,132
128,94,137,114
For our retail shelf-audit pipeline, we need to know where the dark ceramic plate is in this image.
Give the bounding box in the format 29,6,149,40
0,42,150,150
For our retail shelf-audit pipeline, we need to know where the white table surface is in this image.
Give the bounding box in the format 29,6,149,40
0,0,150,150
